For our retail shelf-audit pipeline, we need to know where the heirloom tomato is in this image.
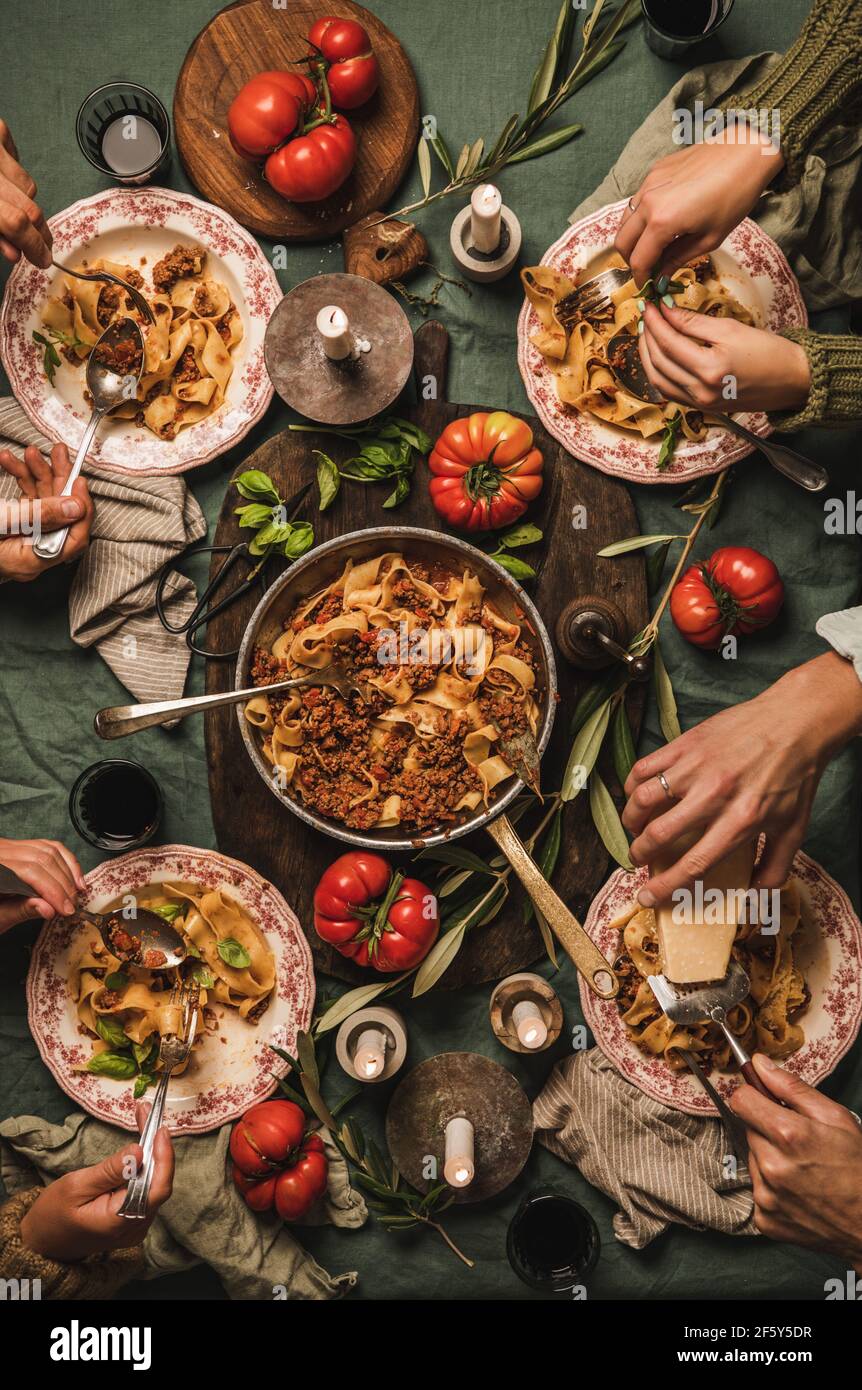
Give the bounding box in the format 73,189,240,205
230,1101,328,1222
229,1098,306,1176
307,16,380,108
428,412,544,531
264,112,356,201
670,546,784,649
313,852,439,972
228,71,316,159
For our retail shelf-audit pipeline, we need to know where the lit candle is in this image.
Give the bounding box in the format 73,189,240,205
352,1026,387,1080
470,184,502,254
316,304,353,361
443,1116,475,1189
512,999,548,1050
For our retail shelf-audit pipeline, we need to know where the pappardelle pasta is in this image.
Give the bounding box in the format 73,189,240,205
612,878,809,1073
41,242,243,440
521,251,754,447
70,882,275,1094
245,552,542,833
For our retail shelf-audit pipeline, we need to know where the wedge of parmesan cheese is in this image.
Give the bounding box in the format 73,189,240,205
651,838,756,984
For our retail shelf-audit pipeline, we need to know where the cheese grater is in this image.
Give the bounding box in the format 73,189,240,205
648,961,772,1098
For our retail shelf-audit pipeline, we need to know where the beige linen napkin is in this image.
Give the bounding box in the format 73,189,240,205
0,1111,366,1300
0,398,207,703
570,52,862,310
533,1049,758,1250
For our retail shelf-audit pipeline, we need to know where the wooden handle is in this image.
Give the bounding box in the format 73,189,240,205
485,814,618,999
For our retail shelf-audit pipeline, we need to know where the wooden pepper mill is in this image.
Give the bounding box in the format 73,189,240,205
555,595,651,680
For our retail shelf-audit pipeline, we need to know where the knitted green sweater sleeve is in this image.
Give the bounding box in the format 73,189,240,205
772,328,862,431
724,0,862,181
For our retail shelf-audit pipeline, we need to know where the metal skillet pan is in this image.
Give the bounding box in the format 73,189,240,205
235,526,617,1000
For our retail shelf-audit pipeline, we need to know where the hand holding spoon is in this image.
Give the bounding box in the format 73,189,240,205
607,331,828,493
32,316,145,561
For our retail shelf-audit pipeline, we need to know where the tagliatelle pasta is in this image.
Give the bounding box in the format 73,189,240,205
246,552,542,833
41,243,243,440
521,251,754,446
70,881,275,1087
612,878,810,1073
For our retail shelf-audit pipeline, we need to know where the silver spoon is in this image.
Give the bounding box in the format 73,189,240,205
32,316,145,562
76,905,187,970
607,331,829,493
53,260,156,326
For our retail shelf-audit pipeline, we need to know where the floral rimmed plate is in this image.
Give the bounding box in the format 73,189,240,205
0,186,280,475
579,852,862,1116
517,201,807,484
26,844,314,1133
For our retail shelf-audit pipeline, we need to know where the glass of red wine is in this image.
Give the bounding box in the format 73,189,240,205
507,1189,600,1293
69,759,163,852
641,0,734,60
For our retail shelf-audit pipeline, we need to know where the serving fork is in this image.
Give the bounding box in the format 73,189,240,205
549,265,631,328
52,258,156,326
94,662,369,739
118,975,200,1220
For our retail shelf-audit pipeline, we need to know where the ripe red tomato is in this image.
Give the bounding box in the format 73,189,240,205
229,1099,306,1176
313,852,439,972
228,71,316,159
428,412,544,532
264,113,356,201
670,546,784,650
233,1132,328,1222
307,16,380,109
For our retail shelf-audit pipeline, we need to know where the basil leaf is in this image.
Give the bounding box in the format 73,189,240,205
104,971,129,992
383,474,411,509
492,552,536,580
233,469,281,505
217,938,252,969
87,1051,138,1080
235,502,275,529
184,940,201,959
498,522,543,550
149,902,181,923
315,450,341,512
133,1072,156,1099
190,961,215,988
132,1038,159,1070
283,522,314,559
95,1016,130,1049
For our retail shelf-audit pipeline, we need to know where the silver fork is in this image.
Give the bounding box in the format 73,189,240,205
118,976,199,1220
52,259,156,326
94,663,369,739
550,266,631,327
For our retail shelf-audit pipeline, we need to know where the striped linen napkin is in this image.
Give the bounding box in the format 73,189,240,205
533,1048,758,1249
0,398,207,703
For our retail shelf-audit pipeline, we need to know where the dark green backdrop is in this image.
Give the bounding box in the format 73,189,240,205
0,0,858,1300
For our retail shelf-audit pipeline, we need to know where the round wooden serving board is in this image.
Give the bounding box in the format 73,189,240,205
174,0,420,241
204,320,648,988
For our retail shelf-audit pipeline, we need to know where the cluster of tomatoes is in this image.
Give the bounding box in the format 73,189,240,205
314,852,439,971
227,16,379,203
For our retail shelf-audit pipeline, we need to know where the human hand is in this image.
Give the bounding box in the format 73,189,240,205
729,1054,862,1273
0,118,52,268
0,837,86,929
19,1103,174,1262
614,127,784,288
0,444,94,582
622,654,862,906
638,301,811,415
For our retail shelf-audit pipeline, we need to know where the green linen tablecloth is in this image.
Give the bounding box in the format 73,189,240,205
1,0,859,1301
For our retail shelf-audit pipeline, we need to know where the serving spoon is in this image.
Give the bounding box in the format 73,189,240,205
607,331,829,493
73,905,187,969
32,315,146,561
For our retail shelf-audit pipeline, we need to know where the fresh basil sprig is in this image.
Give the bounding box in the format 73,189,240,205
658,411,683,471
476,521,543,580
32,325,87,385
293,416,432,511
232,469,314,561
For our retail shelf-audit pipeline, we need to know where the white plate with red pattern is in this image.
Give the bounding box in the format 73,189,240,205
517,201,807,485
579,852,862,1116
0,186,281,475
26,844,314,1133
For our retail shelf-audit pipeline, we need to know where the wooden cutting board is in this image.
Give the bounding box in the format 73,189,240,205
174,0,420,241
204,321,647,988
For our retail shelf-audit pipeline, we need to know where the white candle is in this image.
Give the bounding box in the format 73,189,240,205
443,1116,475,1188
316,304,352,361
470,184,502,254
352,1026,387,1080
512,999,548,1050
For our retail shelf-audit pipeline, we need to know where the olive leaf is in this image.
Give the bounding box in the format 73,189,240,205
455,142,471,178
646,538,673,591
465,137,484,176
597,533,681,557
438,868,475,898
296,1029,319,1090
534,907,559,970
507,124,584,164
562,697,611,800
522,807,562,926
217,938,251,969
314,976,407,1036
589,770,633,870
417,845,495,876
418,137,432,198
412,921,468,998
653,639,682,742
428,128,455,177
488,113,520,164
611,698,636,787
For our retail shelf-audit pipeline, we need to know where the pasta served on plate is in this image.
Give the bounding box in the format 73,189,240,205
40,242,243,440
70,881,275,1093
612,878,809,1073
245,552,542,833
521,251,753,449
